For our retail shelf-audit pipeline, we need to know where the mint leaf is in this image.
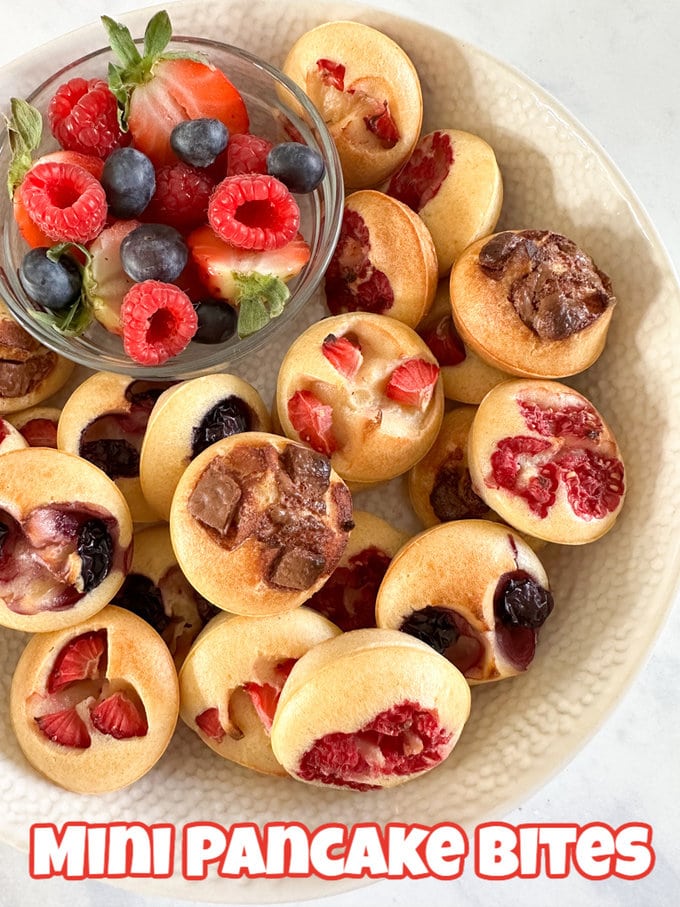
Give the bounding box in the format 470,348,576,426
5,98,42,197
143,10,172,59
101,15,142,68
234,272,290,338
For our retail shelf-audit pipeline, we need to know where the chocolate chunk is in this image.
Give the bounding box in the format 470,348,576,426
269,546,326,590
331,482,354,533
280,445,331,490
0,353,56,398
478,231,525,277
430,464,488,522
188,460,241,534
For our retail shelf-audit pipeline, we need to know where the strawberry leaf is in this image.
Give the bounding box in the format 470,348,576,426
143,10,172,59
101,15,142,69
235,273,290,338
5,98,42,197
32,243,93,336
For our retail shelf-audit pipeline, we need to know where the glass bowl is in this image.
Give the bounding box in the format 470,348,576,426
0,37,343,378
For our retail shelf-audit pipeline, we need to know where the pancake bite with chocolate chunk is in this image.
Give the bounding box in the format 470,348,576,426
450,230,616,377
170,433,353,616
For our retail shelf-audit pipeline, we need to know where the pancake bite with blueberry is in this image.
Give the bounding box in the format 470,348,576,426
376,520,554,684
386,129,503,275
0,418,28,455
170,432,353,616
324,190,437,327
276,312,444,485
7,406,61,448
270,628,471,790
0,448,132,633
58,372,174,523
282,20,422,189
140,374,271,521
467,379,626,544
179,609,341,776
10,606,178,793
450,230,616,378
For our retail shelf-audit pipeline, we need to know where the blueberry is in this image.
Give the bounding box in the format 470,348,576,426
19,247,82,310
77,519,114,593
191,395,252,459
112,573,170,634
193,299,237,344
266,142,325,193
101,147,156,218
120,224,188,283
399,606,459,655
495,571,554,629
170,118,229,168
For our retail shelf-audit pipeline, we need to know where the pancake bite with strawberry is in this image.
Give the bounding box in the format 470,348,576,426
277,313,444,485
283,20,422,189
467,379,626,544
6,406,61,448
10,606,178,793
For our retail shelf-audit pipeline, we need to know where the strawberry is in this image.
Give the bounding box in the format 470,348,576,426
36,707,91,749
18,417,59,448
83,219,140,334
195,707,225,743
243,659,296,733
322,333,363,379
103,12,249,168
48,77,127,159
385,358,440,408
47,629,107,693
208,174,300,251
287,390,337,456
90,690,148,739
418,314,466,366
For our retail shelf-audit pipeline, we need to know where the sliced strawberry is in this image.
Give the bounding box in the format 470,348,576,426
36,707,91,749
419,315,467,367
195,707,225,743
47,629,107,693
90,690,148,739
322,333,363,379
385,358,440,409
363,100,399,148
287,390,337,456
83,219,140,334
18,418,59,449
316,59,346,91
243,658,296,733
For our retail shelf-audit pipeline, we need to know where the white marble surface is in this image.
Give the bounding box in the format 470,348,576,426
0,0,679,905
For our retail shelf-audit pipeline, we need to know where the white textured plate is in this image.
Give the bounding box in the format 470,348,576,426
1,0,680,903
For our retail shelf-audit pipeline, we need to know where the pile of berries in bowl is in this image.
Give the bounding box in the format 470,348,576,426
0,11,343,376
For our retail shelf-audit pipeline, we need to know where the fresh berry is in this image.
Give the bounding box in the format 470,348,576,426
387,131,454,212
101,147,156,218
18,418,59,448
243,659,296,732
226,132,272,176
419,314,467,366
287,390,337,456
83,219,139,334
266,142,325,193
324,208,394,315
495,571,554,629
121,280,198,365
18,161,107,243
19,247,82,310
321,333,363,379
48,77,127,159
170,118,229,168
144,162,214,232
90,690,148,739
208,174,300,251
385,358,440,408
120,223,188,283
36,707,91,749
195,707,225,743
193,300,238,344
47,630,107,693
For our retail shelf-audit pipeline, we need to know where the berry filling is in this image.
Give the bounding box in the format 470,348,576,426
518,399,603,439
297,701,452,790
385,358,440,409
18,417,59,448
307,546,391,631
324,208,394,315
90,690,148,739
287,390,337,456
36,707,91,749
430,452,489,522
243,658,297,733
196,707,226,743
399,606,484,677
490,436,559,518
418,314,467,367
190,396,253,459
387,131,454,212
491,569,555,670
47,629,107,693
321,333,363,379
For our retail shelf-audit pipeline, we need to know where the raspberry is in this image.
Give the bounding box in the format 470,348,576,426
19,161,107,243
144,162,214,232
208,174,300,250
48,77,127,160
121,281,198,365
226,133,273,176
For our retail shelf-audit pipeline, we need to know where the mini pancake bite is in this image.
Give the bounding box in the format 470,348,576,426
179,609,341,776
386,129,503,275
0,301,74,414
0,418,29,455
282,20,422,189
139,374,271,521
324,190,437,327
450,230,616,378
7,405,61,447
58,372,175,523
170,432,353,615
376,520,554,683
270,628,471,790
111,525,220,668
10,605,178,794
306,510,408,631
276,312,444,485
0,448,132,633
467,379,626,544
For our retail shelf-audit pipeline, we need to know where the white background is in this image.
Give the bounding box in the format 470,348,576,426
0,1,679,905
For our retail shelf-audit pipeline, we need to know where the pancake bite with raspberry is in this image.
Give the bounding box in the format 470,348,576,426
282,21,422,189
139,374,271,521
276,312,444,485
179,609,341,776
270,628,471,790
170,432,353,616
450,230,616,378
467,379,626,544
386,129,503,275
6,406,61,448
0,448,132,633
376,520,554,683
58,372,174,523
324,190,438,328
10,606,178,793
